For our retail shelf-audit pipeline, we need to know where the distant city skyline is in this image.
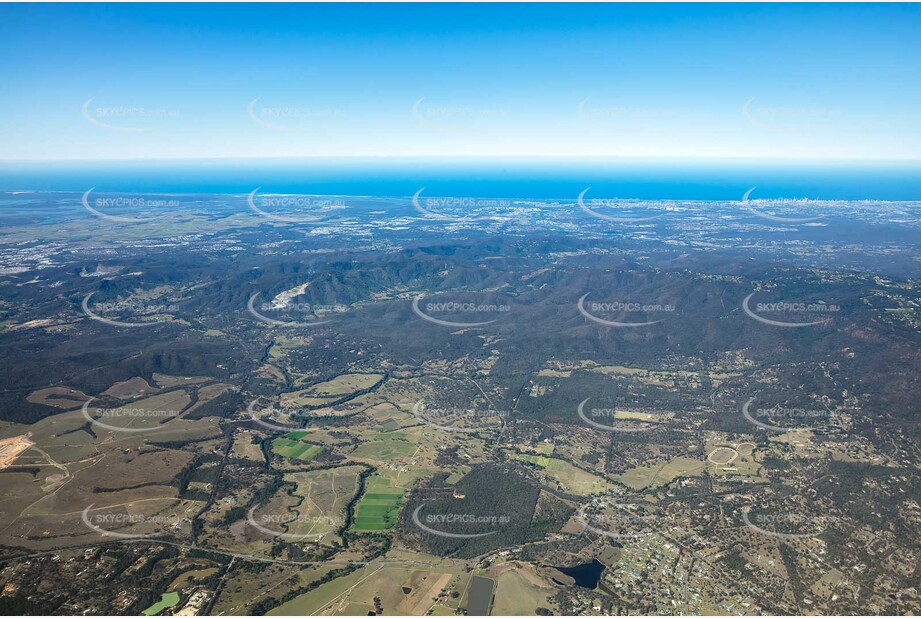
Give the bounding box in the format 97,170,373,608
1,3,919,162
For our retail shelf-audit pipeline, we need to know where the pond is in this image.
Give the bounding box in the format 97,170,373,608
142,591,181,616
467,575,496,615
554,559,606,589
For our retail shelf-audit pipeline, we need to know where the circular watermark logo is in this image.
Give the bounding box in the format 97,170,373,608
248,291,342,328
741,397,835,433
740,187,822,224
577,503,665,540
411,400,508,434
247,188,344,223
80,398,178,434
742,291,837,328
81,291,177,328
576,398,658,433
81,98,178,132
412,97,511,133
577,293,672,328
411,504,508,539
411,293,510,328
742,97,840,134
247,97,345,132
246,506,341,541
742,506,825,539
246,399,307,433
577,188,666,224
411,188,502,222
82,188,180,223
81,502,187,539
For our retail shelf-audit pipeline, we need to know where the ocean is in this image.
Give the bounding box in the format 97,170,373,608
2,158,920,201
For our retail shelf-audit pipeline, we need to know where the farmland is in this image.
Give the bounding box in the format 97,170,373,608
271,432,325,462
352,476,405,532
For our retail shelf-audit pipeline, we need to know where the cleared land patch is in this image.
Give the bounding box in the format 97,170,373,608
272,435,324,462
103,377,157,398
707,446,738,465
351,432,416,462
352,476,404,532
616,455,706,490
283,466,361,542
513,453,609,496
26,387,90,410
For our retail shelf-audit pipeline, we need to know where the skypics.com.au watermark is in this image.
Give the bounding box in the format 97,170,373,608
412,293,510,328
91,196,179,209
422,196,510,209
742,508,826,539
81,504,187,539
742,398,837,433
411,505,510,539
91,300,179,315
578,504,675,540
257,195,345,209
742,98,840,133
412,400,509,434
578,292,674,328
258,301,347,314
576,399,659,433
247,188,345,223
577,188,667,224
424,513,510,526
247,97,345,132
89,512,179,525
82,98,179,132
412,98,511,133
743,291,838,328
248,291,346,328
80,398,179,433
411,188,505,221
82,189,180,223
424,301,510,314
247,507,343,540
95,407,174,419
81,292,178,328
585,300,676,314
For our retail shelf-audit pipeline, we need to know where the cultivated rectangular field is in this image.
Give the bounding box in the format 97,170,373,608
351,476,405,532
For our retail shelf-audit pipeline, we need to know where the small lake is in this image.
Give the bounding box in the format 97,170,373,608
467,575,496,615
555,559,606,589
142,591,180,616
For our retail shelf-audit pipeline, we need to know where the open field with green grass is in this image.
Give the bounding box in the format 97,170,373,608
215,565,336,615
519,453,552,468
350,432,417,462
352,476,404,532
309,373,384,396
705,440,763,481
267,566,373,616
512,453,608,495
268,565,465,616
272,434,324,462
281,466,362,542
143,591,180,616
616,455,706,490
489,564,554,615
445,465,471,484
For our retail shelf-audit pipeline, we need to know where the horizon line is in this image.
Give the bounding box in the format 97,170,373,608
3,155,921,166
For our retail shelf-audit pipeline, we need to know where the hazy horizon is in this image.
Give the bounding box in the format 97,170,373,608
2,3,919,161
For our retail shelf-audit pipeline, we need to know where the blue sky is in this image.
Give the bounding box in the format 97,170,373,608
1,3,919,162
